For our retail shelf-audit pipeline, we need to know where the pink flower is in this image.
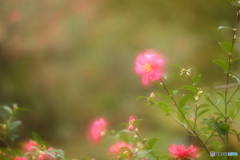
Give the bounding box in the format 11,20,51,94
168,144,197,159
90,118,107,143
38,147,55,160
14,157,28,160
134,50,164,85
21,140,38,152
109,142,133,154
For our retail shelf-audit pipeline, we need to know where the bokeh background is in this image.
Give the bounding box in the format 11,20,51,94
0,0,239,159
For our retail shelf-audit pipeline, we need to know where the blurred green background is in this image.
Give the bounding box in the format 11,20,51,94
0,0,239,159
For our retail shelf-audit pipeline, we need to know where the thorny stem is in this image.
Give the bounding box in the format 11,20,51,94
159,79,210,154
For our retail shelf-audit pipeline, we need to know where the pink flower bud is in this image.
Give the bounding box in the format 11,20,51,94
128,125,134,131
90,118,107,143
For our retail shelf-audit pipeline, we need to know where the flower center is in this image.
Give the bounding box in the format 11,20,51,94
143,63,152,72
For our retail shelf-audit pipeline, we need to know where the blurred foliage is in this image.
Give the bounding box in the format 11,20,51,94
0,0,239,159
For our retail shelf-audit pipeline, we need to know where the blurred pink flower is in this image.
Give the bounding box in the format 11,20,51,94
22,140,38,152
168,144,197,159
134,50,164,85
109,142,133,154
38,147,55,160
14,157,28,160
128,116,135,131
90,118,107,143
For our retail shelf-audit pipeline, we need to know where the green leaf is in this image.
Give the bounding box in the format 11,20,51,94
212,59,228,72
155,93,172,101
197,109,211,118
8,120,21,131
232,57,240,63
147,137,159,149
227,109,234,118
157,101,171,114
198,104,210,109
2,106,12,114
215,98,222,106
44,150,56,158
117,129,132,134
133,119,142,127
192,74,201,84
218,41,231,53
236,99,240,109
229,74,240,82
169,90,178,95
32,131,44,144
216,123,229,136
177,111,185,123
218,26,233,31
179,85,198,94
119,123,129,126
216,92,224,98
178,94,193,109
168,64,182,69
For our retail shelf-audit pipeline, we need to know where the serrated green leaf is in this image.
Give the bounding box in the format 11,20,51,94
197,109,211,118
8,120,21,131
147,137,158,149
219,41,231,53
218,26,233,31
192,74,201,84
179,85,198,94
212,59,228,72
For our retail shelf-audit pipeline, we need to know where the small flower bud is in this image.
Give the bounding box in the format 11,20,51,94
134,128,139,133
210,113,215,120
143,138,147,143
134,148,139,153
150,92,155,98
128,125,134,132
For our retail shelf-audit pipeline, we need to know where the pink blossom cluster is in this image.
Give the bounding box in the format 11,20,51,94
14,140,56,160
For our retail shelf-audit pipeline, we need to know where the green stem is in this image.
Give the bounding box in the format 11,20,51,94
159,79,210,154
135,132,158,160
224,7,240,156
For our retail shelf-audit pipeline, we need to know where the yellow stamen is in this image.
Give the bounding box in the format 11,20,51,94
143,63,151,72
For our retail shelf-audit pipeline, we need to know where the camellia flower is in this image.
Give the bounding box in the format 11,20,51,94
90,118,107,143
168,144,197,159
14,157,28,160
21,140,38,152
109,142,133,154
134,50,164,85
